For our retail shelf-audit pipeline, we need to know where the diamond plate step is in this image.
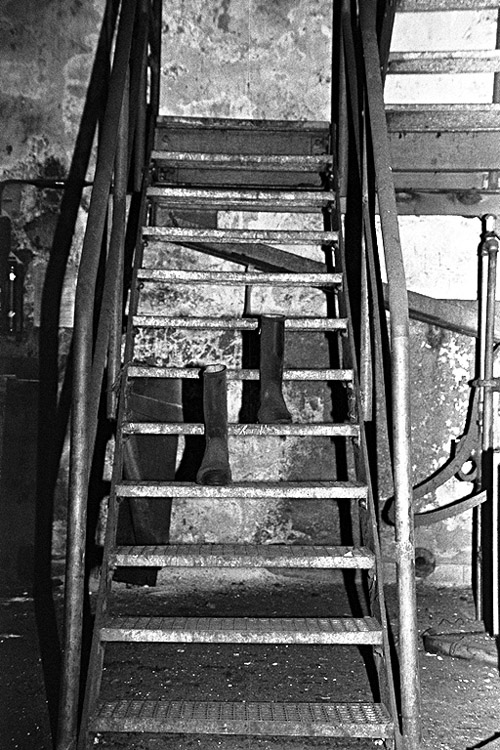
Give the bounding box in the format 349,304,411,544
112,544,375,569
90,699,394,738
127,365,353,381
142,226,339,244
100,616,383,645
151,150,333,172
136,269,341,285
115,480,368,500
147,186,335,210
122,422,359,437
132,315,347,331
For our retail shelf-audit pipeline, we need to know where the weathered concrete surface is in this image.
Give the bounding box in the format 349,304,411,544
160,0,332,120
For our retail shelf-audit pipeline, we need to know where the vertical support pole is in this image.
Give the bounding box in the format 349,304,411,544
479,214,499,635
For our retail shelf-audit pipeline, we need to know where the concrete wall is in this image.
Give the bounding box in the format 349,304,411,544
1,0,497,585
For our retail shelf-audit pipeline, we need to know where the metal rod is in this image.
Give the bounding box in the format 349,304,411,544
358,4,421,748
57,3,138,748
107,72,129,419
134,0,148,191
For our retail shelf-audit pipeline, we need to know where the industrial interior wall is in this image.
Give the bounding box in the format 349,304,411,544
0,0,494,585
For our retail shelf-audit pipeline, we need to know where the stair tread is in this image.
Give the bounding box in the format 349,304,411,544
147,186,335,208
132,314,346,331
115,480,368,500
127,365,353,381
90,699,394,737
122,422,359,437
100,616,382,645
156,116,331,130
112,543,375,569
136,269,341,284
142,227,339,244
398,0,499,9
388,49,500,74
387,103,500,132
151,150,333,171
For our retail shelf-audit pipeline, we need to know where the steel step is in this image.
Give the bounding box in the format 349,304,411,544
100,616,383,645
147,186,335,210
156,116,331,131
115,480,368,500
398,0,498,9
112,543,375,569
90,699,394,738
132,315,346,331
387,103,500,132
127,365,353,381
142,226,338,245
122,422,359,437
151,150,333,172
136,269,341,285
388,49,500,74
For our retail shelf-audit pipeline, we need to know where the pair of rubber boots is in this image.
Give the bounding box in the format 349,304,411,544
196,314,291,486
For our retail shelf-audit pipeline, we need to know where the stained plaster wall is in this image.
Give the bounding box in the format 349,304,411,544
0,0,106,558
0,0,496,584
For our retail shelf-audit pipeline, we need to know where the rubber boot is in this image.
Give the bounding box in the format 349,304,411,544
196,364,232,486
257,314,292,424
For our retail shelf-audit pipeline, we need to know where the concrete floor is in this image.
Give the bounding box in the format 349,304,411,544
1,568,499,750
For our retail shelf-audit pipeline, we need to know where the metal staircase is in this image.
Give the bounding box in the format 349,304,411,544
78,113,398,747
55,2,421,750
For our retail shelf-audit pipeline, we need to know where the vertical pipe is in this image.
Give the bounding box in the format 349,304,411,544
475,246,489,621
481,215,499,635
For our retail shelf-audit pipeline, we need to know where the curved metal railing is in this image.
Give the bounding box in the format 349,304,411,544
57,2,161,748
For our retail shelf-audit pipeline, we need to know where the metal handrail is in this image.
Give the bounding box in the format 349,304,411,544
358,4,421,749
338,2,421,748
57,2,160,748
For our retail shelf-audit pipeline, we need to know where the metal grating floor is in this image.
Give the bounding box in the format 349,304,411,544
91,700,394,738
